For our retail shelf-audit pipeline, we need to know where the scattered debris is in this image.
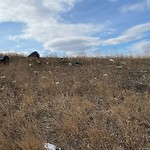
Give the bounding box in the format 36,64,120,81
103,74,108,77
68,63,72,66
1,76,6,79
120,61,127,65
34,71,40,74
56,81,59,85
114,97,118,101
140,70,147,73
44,143,61,150
0,86,5,90
36,60,41,64
116,66,122,69
109,59,115,62
42,76,47,79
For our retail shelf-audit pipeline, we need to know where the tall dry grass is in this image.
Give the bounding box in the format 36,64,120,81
0,55,150,150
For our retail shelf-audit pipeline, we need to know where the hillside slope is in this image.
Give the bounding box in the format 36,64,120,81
0,56,150,150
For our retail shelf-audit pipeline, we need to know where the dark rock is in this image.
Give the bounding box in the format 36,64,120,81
28,51,40,58
0,55,10,64
73,61,82,66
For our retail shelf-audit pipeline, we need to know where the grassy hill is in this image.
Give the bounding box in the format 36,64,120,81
0,56,150,150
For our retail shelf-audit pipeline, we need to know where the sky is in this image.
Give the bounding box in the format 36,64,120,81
0,0,150,57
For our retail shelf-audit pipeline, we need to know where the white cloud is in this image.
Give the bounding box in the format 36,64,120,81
7,35,19,41
103,22,150,45
20,22,105,51
120,0,150,13
45,36,101,51
0,0,106,52
129,40,150,56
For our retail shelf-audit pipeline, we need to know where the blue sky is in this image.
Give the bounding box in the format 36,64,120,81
0,0,150,57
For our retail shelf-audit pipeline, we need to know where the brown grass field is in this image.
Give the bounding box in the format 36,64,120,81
0,55,150,150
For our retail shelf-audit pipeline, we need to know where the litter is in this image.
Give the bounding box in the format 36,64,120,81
44,143,61,150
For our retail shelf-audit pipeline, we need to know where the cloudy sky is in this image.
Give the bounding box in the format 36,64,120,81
0,0,150,57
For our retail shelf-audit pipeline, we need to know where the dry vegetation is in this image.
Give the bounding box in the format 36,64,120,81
0,55,150,150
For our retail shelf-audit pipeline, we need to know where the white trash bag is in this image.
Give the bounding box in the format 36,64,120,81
45,143,61,150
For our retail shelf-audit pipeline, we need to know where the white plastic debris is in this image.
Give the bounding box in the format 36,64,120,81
42,76,47,79
68,63,72,66
116,66,122,69
45,143,56,150
109,59,115,62
0,86,5,90
1,76,5,79
120,62,126,65
34,71,40,74
44,143,61,150
140,70,147,73
103,74,108,77
56,81,59,85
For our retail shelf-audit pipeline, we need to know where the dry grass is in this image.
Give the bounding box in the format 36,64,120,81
0,55,150,150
